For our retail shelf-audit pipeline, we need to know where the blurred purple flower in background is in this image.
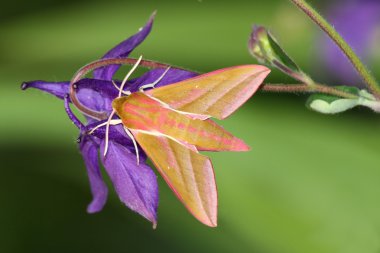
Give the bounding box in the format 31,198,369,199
321,0,380,86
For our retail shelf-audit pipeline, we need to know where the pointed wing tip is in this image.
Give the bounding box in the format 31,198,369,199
206,220,218,227
246,65,271,78
246,64,271,72
194,195,218,228
199,215,217,227
238,139,251,151
215,65,270,120
239,143,251,152
235,65,270,79
228,64,270,73
219,64,270,76
218,138,250,151
261,68,271,76
260,68,271,77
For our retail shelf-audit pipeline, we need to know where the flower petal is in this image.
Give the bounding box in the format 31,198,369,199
93,13,155,80
85,122,147,162
75,78,119,112
127,68,198,92
100,140,158,225
79,136,108,213
21,80,69,99
22,78,120,113
321,1,380,85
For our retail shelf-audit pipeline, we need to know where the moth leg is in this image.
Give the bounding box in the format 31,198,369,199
103,110,117,156
123,126,140,165
139,66,171,91
103,56,143,156
88,119,122,134
112,81,131,96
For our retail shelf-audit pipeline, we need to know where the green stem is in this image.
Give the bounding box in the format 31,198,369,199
262,83,358,99
271,60,314,86
289,0,380,98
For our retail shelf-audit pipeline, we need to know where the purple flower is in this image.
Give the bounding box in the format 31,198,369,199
21,13,197,227
320,0,380,86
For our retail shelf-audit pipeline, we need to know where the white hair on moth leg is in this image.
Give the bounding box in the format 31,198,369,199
123,127,140,165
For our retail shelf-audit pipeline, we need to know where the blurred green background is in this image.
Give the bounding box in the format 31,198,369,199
1,0,380,252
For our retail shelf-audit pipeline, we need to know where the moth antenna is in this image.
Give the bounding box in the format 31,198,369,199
112,81,131,96
139,66,171,91
118,55,143,97
123,127,140,165
103,110,116,156
88,119,122,134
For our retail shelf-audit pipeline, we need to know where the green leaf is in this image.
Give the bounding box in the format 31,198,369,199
306,86,380,114
266,31,300,73
307,97,359,114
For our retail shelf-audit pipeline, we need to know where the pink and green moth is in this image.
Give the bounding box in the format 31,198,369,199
85,59,270,227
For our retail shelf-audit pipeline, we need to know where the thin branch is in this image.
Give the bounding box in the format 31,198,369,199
261,84,310,93
261,83,358,99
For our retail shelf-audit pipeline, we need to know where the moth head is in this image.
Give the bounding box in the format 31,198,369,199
112,96,129,118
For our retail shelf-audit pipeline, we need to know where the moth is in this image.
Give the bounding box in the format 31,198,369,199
91,62,270,227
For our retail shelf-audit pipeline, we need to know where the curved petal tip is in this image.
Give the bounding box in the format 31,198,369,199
20,82,28,90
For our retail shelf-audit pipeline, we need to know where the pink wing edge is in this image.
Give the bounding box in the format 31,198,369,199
130,129,218,227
